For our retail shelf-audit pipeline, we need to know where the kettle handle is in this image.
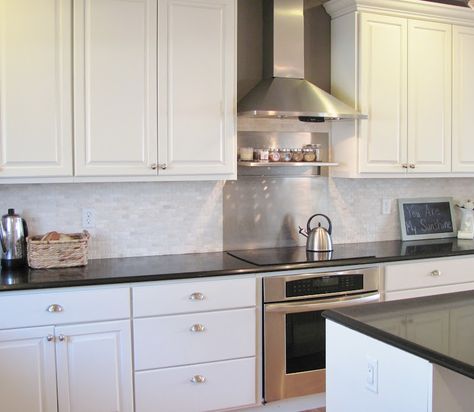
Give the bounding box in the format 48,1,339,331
22,219,28,238
307,214,332,235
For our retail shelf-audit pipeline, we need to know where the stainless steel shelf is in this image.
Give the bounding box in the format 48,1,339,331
237,161,338,167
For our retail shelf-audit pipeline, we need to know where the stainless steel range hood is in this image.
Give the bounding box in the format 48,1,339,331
238,0,367,121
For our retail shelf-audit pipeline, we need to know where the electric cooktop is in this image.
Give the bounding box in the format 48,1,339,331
227,244,376,266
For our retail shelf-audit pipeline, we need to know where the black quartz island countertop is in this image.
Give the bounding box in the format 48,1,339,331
323,290,474,379
2,237,474,292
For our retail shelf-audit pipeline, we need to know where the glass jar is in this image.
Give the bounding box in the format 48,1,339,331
239,147,254,161
269,148,281,162
302,147,317,162
279,148,292,162
291,148,304,162
254,148,269,162
303,144,321,161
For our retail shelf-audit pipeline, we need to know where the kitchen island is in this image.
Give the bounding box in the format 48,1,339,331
323,290,474,412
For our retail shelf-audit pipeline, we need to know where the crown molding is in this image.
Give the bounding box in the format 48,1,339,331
324,0,474,25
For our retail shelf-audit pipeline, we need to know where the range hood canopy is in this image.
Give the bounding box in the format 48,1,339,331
238,0,367,121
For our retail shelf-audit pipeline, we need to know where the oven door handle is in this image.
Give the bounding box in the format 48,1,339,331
264,292,380,314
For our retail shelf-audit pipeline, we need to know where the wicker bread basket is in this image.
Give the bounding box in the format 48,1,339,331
27,230,90,269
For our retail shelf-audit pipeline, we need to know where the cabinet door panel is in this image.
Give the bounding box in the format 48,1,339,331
452,25,474,172
407,20,451,173
158,0,236,176
0,0,72,177
55,320,133,412
0,326,57,412
449,305,474,365
74,0,157,176
406,310,449,354
358,13,408,174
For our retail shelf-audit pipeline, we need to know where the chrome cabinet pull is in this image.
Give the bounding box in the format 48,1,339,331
159,163,167,170
190,375,206,384
409,164,416,169
431,270,441,277
151,163,158,170
190,324,206,333
46,335,55,342
47,304,63,313
58,334,66,342
189,292,205,301
402,164,408,169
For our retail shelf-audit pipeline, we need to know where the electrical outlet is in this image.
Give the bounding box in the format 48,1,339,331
82,208,96,228
366,356,378,393
382,198,391,215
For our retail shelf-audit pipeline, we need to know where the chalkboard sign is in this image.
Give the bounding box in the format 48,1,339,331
398,197,457,241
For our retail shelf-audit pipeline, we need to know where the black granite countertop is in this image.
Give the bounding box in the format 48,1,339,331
323,290,474,379
2,238,474,292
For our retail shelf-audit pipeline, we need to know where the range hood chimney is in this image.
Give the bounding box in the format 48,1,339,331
238,0,367,121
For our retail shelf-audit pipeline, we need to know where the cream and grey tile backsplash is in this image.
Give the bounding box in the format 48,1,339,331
1,177,473,259
0,182,223,259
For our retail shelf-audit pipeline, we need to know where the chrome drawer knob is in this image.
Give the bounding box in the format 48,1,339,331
402,163,408,169
47,304,64,313
190,324,206,333
431,270,441,277
159,163,168,170
58,334,66,342
191,375,206,384
46,335,55,342
189,292,205,301
409,163,416,169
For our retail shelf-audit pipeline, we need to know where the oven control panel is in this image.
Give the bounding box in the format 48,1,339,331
286,274,363,298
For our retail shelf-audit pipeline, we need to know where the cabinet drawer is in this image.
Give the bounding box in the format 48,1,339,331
384,257,474,292
134,308,256,370
0,288,130,329
132,277,256,317
135,357,256,412
385,282,474,301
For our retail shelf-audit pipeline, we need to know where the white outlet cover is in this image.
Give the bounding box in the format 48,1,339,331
82,208,96,228
366,355,378,393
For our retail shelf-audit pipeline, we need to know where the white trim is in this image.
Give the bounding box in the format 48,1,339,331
324,0,474,26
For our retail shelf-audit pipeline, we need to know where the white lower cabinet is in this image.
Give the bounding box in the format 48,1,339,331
0,287,133,412
0,326,57,412
135,357,256,412
0,320,132,412
132,277,257,412
55,320,133,412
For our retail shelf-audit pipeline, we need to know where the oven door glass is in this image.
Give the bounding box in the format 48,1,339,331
286,310,325,373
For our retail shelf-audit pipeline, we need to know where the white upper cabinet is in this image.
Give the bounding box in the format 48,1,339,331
407,20,452,173
326,0,474,178
73,0,158,176
157,0,236,176
358,13,408,174
0,0,73,178
452,25,474,173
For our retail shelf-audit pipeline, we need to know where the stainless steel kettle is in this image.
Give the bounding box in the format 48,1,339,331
0,209,28,267
298,213,333,252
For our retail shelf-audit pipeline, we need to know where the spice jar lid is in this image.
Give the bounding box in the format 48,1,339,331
302,147,314,152
279,148,291,152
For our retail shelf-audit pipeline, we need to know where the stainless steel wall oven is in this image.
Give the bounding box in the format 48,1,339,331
263,267,380,402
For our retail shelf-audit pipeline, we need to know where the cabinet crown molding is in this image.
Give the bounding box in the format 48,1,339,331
324,0,474,25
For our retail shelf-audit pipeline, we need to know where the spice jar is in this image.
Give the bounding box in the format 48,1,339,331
303,144,321,161
254,148,269,162
269,148,281,162
302,147,316,162
239,147,254,162
291,148,304,162
279,148,292,162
